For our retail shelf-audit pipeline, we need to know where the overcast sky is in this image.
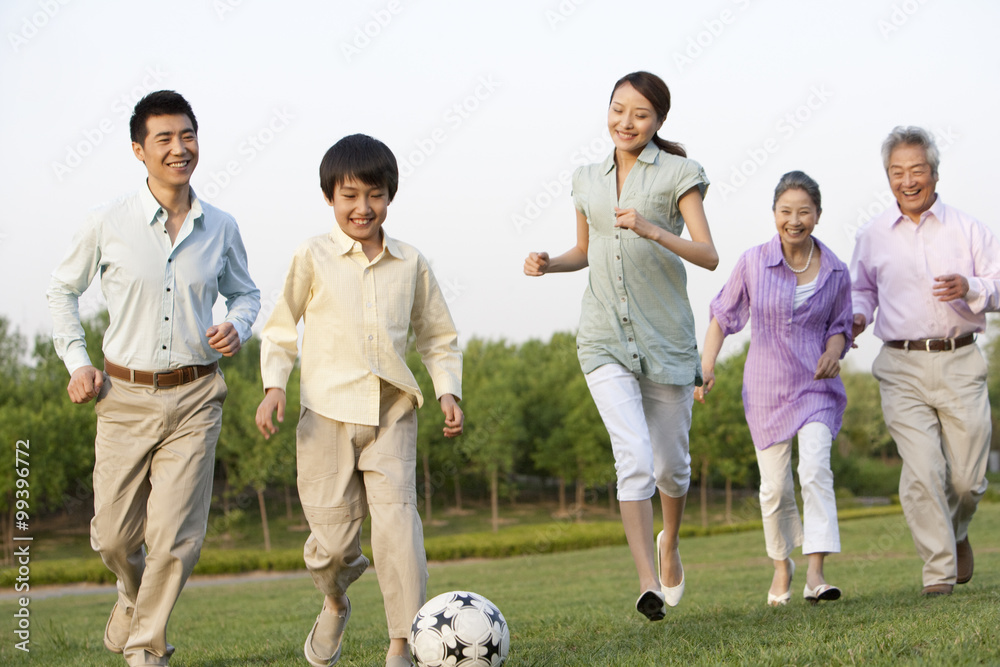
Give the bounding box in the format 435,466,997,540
2,0,998,372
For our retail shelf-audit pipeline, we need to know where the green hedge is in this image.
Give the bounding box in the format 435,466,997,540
0,505,905,588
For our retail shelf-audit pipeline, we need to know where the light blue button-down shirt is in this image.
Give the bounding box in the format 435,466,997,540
47,183,260,374
573,143,709,386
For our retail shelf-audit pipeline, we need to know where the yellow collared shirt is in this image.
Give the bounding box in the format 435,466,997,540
261,224,462,426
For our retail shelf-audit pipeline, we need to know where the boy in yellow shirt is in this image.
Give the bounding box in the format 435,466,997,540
256,134,463,667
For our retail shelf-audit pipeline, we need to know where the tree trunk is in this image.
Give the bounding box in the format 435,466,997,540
725,476,733,524
700,457,710,530
422,452,433,522
284,485,294,521
220,462,231,516
257,488,271,552
557,476,567,515
574,478,586,522
491,469,499,533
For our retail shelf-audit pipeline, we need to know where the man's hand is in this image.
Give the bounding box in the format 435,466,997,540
851,314,867,348
207,322,242,357
255,388,286,439
67,365,103,404
933,274,969,302
440,394,464,438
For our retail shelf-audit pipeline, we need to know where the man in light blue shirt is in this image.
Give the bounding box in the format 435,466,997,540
47,90,259,667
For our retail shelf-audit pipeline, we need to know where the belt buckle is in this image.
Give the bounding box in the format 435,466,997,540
925,339,933,352
153,371,169,388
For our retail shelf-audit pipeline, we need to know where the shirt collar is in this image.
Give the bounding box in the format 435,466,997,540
329,223,402,259
763,234,786,267
601,142,660,175
765,234,841,273
139,182,204,226
890,193,943,228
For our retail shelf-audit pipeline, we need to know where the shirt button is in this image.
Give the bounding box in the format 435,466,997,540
161,345,167,350
621,297,626,302
368,335,374,341
166,288,171,292
167,258,172,263
618,276,622,281
615,234,619,240
164,317,169,321
616,255,620,260
632,354,638,359
622,317,628,323
628,337,634,342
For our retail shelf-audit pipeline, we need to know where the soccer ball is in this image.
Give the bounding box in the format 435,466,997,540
410,590,510,667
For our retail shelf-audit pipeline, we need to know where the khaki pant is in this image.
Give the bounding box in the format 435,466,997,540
296,382,426,638
873,344,991,587
92,370,226,666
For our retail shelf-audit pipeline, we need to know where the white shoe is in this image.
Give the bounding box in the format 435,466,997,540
803,581,841,603
767,560,795,607
657,531,685,607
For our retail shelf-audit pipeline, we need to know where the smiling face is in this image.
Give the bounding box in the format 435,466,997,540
607,82,663,157
132,113,198,191
326,176,389,254
773,187,819,251
887,143,938,223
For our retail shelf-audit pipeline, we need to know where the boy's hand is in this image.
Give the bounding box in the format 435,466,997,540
207,322,242,357
439,394,464,438
256,388,286,439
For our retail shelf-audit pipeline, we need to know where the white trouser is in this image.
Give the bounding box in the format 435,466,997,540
755,422,840,559
585,363,693,502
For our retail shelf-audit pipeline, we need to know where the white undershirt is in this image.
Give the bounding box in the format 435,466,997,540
794,276,818,310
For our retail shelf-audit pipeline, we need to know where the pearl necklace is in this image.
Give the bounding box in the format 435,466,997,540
783,238,815,274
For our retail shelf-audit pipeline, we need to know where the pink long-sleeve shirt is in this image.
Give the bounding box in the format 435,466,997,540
850,196,1000,341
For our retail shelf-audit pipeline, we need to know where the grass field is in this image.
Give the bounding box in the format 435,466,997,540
2,504,998,665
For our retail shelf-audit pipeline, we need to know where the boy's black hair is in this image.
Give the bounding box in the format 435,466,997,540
130,90,198,144
320,134,399,202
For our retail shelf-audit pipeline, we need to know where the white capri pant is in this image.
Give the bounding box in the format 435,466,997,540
755,422,840,559
585,363,693,502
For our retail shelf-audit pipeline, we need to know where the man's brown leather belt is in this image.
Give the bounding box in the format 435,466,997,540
105,360,218,387
884,333,975,352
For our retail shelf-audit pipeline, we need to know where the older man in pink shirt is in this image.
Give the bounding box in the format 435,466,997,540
851,126,1000,596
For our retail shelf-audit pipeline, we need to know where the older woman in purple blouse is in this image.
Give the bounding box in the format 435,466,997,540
696,171,852,606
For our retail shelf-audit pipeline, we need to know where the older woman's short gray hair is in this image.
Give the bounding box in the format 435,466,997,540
881,126,940,176
772,171,821,212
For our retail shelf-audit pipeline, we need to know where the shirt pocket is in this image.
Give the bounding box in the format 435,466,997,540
641,194,681,234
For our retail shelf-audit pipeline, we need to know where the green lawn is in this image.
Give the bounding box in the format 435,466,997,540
3,504,998,666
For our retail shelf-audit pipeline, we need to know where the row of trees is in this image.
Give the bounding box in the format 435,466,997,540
2,312,997,563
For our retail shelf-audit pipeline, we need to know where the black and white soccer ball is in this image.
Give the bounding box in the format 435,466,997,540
410,590,510,667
